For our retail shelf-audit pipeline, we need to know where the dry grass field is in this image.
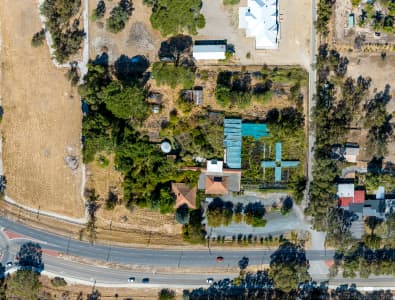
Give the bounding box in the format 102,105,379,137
345,54,395,162
0,0,84,218
40,276,177,300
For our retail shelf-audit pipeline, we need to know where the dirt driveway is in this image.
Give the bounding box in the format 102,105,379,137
197,0,312,69
0,0,84,217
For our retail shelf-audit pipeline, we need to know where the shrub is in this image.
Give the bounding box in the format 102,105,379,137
51,277,67,287
175,204,190,224
91,0,106,21
31,29,46,47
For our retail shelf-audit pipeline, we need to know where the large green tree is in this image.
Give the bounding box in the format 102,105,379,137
145,0,205,36
269,242,311,293
102,81,149,122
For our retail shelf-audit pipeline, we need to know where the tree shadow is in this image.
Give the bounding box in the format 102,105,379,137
92,52,109,67
113,54,150,84
269,241,308,267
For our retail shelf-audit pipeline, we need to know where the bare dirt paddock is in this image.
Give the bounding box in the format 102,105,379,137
0,0,84,217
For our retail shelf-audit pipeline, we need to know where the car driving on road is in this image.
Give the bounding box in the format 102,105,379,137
142,278,149,283
127,277,135,283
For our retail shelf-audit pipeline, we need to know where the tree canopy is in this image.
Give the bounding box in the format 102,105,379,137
145,0,205,36
6,270,41,300
269,242,311,292
102,81,149,122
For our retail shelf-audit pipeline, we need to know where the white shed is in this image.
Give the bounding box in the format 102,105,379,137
193,44,226,60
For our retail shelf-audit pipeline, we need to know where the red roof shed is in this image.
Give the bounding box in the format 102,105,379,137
354,190,365,204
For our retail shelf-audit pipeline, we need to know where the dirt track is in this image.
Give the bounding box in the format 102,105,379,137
0,0,84,217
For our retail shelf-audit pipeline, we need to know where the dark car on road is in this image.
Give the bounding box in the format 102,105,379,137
216,256,224,262
142,278,149,283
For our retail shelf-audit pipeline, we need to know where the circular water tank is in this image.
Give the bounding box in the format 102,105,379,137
161,141,171,153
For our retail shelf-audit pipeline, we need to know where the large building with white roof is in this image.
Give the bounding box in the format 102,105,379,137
239,0,279,49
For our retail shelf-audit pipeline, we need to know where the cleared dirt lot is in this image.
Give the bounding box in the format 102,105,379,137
197,0,312,69
89,0,162,64
342,53,395,161
0,0,84,217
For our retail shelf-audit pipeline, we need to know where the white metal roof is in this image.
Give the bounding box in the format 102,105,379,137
193,45,226,60
337,183,355,198
207,160,224,173
239,0,279,49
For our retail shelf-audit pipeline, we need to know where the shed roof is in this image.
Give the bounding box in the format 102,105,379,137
337,183,355,198
172,183,197,209
354,190,365,204
193,44,226,60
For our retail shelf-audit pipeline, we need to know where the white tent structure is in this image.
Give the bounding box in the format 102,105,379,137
239,0,279,49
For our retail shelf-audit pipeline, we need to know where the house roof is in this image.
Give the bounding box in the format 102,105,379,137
339,197,353,207
239,0,279,49
337,183,355,198
171,183,197,209
207,160,223,173
354,190,365,203
205,176,229,195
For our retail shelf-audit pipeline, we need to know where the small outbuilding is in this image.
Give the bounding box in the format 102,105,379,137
172,183,197,209
182,89,203,105
193,40,226,60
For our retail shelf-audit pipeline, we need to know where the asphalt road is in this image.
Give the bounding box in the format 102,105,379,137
0,217,336,268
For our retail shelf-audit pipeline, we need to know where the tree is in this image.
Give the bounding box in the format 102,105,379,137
91,0,106,21
102,81,150,123
146,0,205,36
175,204,190,224
40,0,85,63
6,270,41,300
269,242,311,293
17,242,43,270
31,29,46,47
152,62,195,89
244,202,266,227
159,35,193,66
65,61,80,86
281,196,293,215
365,216,383,235
158,288,176,300
87,290,101,300
238,256,249,271
106,5,130,33
182,209,206,244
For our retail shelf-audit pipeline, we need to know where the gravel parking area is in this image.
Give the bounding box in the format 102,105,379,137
204,192,308,238
197,0,312,68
